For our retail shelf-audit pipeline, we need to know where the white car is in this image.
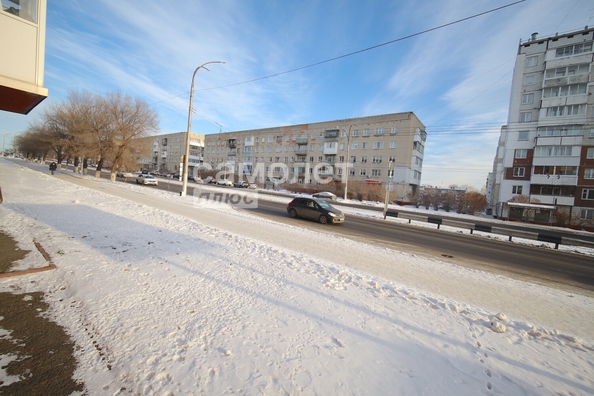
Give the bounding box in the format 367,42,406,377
136,174,158,186
312,192,337,201
217,179,233,186
116,171,135,178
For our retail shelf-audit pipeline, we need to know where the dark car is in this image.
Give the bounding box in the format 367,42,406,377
286,197,345,224
234,180,249,188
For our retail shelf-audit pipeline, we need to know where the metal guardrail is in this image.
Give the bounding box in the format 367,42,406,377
384,210,594,250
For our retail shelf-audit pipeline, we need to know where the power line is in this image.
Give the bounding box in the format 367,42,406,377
194,1,526,92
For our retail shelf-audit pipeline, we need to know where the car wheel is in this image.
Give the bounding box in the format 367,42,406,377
319,215,328,224
288,208,297,218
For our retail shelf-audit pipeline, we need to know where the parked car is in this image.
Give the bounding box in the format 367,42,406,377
286,197,345,224
116,171,135,178
217,179,233,186
136,174,158,186
234,180,249,188
312,192,338,201
208,178,218,184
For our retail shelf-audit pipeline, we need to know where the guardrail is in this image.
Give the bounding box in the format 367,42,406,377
384,210,594,250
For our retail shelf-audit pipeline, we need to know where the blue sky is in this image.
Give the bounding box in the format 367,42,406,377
2,0,593,189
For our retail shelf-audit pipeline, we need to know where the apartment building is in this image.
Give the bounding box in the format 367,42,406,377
136,132,205,173
489,27,594,223
203,112,426,201
0,0,48,114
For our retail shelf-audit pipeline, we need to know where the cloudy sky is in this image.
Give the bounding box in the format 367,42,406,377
2,0,593,188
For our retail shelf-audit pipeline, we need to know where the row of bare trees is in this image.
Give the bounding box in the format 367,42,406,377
16,91,158,181
411,188,488,215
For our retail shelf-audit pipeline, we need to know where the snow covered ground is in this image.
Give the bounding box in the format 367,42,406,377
1,159,593,395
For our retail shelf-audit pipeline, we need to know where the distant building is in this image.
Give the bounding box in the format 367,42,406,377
203,112,426,201
489,27,594,224
0,0,48,114
136,132,205,173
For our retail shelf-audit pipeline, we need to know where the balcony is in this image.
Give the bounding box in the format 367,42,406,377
296,149,308,156
530,195,575,206
530,174,578,186
296,137,308,144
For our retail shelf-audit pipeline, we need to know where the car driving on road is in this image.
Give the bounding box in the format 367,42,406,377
136,174,158,186
287,197,345,224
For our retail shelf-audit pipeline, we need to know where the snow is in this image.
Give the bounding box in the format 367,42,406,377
1,159,593,395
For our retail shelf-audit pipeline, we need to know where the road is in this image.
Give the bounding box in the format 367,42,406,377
11,159,594,295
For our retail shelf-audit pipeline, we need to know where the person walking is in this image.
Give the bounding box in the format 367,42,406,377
49,161,57,175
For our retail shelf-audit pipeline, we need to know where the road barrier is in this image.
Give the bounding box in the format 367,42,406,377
384,210,594,250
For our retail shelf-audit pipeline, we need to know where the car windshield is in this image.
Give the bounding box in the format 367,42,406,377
317,200,332,209
145,175,155,179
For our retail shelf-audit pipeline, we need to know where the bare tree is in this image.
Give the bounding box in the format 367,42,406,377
103,92,158,181
461,192,488,215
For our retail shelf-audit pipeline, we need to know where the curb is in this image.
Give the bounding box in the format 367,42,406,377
0,240,56,279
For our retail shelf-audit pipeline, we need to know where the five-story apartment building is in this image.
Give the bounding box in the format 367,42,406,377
204,112,426,201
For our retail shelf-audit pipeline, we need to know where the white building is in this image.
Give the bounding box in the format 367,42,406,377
490,27,594,225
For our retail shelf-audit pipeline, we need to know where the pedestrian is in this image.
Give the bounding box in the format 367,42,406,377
49,161,57,175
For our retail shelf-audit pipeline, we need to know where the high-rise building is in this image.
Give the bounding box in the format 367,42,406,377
203,112,426,201
489,27,594,224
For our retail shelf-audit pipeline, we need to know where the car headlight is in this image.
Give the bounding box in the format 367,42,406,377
328,212,337,217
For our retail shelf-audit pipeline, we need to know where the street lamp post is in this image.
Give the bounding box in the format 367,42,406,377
181,61,225,197
2,133,11,156
339,126,352,200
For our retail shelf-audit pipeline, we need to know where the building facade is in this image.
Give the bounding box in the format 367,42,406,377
136,132,205,173
489,27,594,223
0,0,48,114
203,112,426,201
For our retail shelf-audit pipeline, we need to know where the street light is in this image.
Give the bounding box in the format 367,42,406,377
2,133,11,156
339,125,352,200
181,61,225,197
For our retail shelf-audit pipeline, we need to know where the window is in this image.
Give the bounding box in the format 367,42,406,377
587,148,594,159
390,155,397,162
520,112,532,122
580,209,594,220
391,127,398,135
362,142,368,149
372,156,382,163
373,141,384,149
582,189,594,200
534,146,573,156
340,143,345,150
390,141,397,149
352,130,359,137
371,169,381,177
524,75,536,85
518,131,529,141
360,169,366,176
522,93,534,104
512,185,523,194
556,42,593,58
513,167,525,177
525,56,538,67
363,129,370,136
351,143,357,150
0,0,39,22
515,149,527,159
537,125,583,136
361,156,367,163
349,168,355,176
318,156,323,162
375,128,384,136
584,169,594,179
350,156,356,163
545,63,590,79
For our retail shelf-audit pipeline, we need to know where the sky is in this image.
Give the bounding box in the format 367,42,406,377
2,0,594,190
1,158,593,394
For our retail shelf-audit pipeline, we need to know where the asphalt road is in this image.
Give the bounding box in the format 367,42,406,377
11,160,594,295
